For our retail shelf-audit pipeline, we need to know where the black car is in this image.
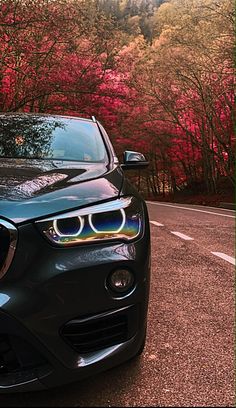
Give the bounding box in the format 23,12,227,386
0,113,150,392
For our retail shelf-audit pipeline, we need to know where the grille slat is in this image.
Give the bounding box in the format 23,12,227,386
62,307,136,353
73,331,126,347
64,321,125,337
0,334,47,376
0,335,20,374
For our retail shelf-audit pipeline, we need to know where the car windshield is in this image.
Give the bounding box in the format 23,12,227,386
0,115,108,163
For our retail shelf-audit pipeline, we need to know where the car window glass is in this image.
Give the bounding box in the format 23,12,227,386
0,116,108,163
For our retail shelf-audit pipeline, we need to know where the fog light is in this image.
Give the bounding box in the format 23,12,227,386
108,269,134,293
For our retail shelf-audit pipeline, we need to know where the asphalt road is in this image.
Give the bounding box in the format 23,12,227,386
1,202,235,407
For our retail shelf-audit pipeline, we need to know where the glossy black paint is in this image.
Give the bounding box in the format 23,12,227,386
0,114,150,392
0,157,123,224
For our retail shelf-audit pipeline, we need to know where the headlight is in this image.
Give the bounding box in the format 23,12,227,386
36,197,143,246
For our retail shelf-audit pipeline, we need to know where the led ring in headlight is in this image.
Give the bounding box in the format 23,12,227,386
53,216,84,237
88,209,126,234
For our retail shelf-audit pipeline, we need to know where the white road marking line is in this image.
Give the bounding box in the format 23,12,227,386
150,220,164,227
211,252,235,265
149,202,234,212
194,205,234,212
171,231,194,241
146,201,235,218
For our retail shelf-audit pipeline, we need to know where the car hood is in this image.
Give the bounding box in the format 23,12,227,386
0,158,123,224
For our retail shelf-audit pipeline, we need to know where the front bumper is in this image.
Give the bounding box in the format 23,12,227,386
0,218,150,392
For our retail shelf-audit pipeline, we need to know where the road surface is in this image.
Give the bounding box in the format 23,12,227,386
1,202,235,407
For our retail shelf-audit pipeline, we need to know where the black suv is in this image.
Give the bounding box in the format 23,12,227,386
0,113,150,392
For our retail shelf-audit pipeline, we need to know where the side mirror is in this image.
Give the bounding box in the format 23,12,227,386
120,150,149,170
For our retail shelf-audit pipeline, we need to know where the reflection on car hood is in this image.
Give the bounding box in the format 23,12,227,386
0,158,123,224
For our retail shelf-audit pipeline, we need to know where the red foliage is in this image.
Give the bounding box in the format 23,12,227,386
0,0,234,196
